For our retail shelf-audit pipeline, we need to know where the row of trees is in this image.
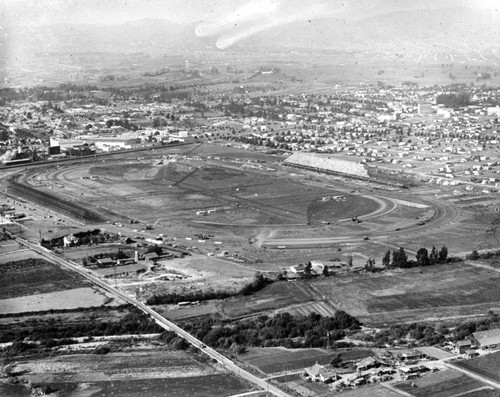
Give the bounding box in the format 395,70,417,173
381,246,449,269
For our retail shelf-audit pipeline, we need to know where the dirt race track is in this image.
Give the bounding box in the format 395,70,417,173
3,143,500,326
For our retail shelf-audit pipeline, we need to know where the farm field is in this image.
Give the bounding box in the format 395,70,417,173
220,281,317,319
239,347,373,374
394,368,486,397
334,385,403,397
454,351,500,384
310,263,500,325
0,258,89,299
4,349,250,397
0,286,123,314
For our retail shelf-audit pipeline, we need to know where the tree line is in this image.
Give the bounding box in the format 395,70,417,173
381,245,450,269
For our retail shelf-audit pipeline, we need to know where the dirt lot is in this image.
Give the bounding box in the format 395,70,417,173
1,348,250,397
394,368,486,397
455,351,500,384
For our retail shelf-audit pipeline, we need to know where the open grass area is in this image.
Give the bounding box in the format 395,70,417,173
455,351,500,384
394,369,485,397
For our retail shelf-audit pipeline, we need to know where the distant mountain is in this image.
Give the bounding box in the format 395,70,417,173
232,7,500,54
4,19,202,56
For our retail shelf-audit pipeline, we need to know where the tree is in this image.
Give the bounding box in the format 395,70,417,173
438,245,448,263
330,353,342,367
392,247,408,268
429,246,439,265
304,262,312,277
416,248,430,267
322,265,329,277
382,250,391,268
468,250,480,260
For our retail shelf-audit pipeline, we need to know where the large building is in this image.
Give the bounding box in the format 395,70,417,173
470,329,500,350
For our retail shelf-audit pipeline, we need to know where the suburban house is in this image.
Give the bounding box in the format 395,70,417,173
398,365,430,380
310,260,325,274
304,363,340,383
455,340,472,354
143,252,160,262
397,350,426,363
356,356,384,371
289,264,307,275
470,329,500,350
97,257,115,267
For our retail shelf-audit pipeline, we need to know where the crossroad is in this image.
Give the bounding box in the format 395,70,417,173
15,236,291,397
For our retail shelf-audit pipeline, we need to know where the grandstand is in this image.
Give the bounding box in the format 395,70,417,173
283,153,417,187
284,153,369,179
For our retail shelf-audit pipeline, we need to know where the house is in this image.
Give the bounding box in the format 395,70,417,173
398,350,426,362
97,257,115,267
289,264,307,275
143,252,160,262
470,329,500,350
304,363,340,383
356,357,382,371
310,260,325,274
465,350,479,358
455,340,472,354
398,365,429,380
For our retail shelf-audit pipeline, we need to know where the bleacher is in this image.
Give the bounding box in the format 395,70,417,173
284,153,369,179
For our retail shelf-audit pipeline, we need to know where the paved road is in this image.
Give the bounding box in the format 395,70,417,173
14,236,292,397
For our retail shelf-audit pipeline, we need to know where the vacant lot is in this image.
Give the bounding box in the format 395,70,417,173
311,263,500,325
395,368,485,397
239,347,373,374
455,351,500,383
121,255,257,301
0,258,89,300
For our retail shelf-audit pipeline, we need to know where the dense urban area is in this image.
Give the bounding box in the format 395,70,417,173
2,4,500,397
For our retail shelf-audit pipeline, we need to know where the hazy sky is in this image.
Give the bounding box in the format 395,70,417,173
2,0,498,49
3,0,498,26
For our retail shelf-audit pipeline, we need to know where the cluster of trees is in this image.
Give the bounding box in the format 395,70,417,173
146,273,272,305
436,92,471,108
467,248,500,260
181,311,361,350
42,229,123,249
381,246,449,269
367,322,446,347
